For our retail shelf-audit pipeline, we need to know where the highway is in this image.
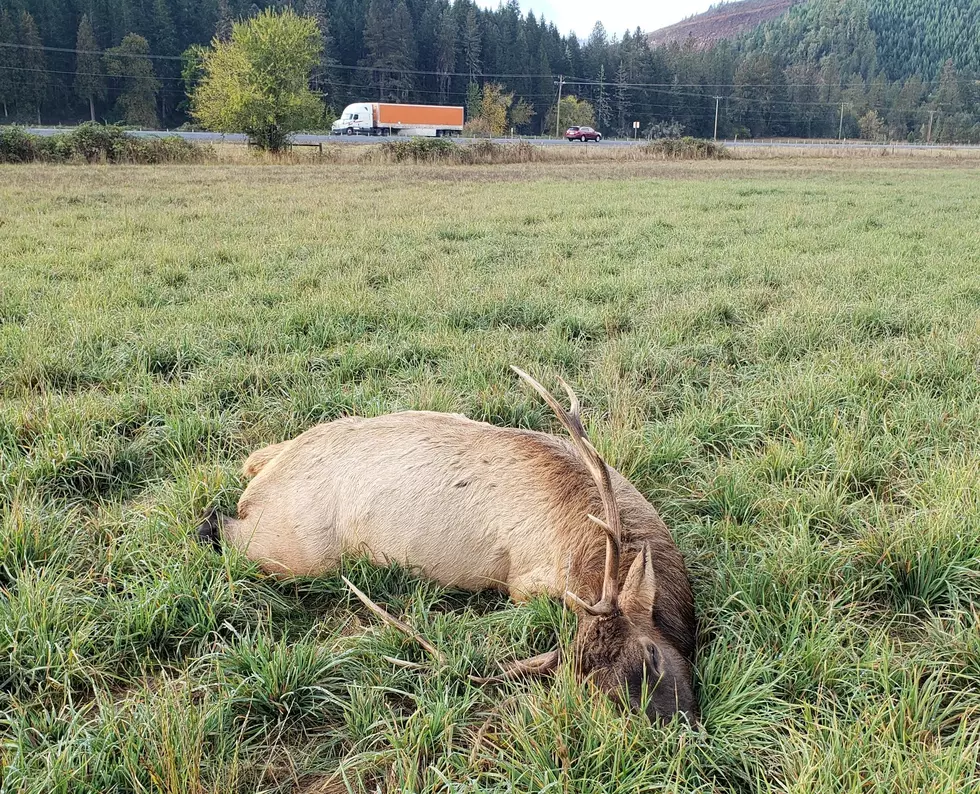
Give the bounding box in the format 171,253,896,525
24,127,980,152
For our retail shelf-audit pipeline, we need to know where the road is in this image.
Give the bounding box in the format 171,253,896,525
24,127,980,152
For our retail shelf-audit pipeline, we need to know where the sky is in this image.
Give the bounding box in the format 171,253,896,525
475,1,717,39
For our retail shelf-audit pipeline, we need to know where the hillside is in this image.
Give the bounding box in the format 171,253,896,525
647,0,799,49
649,0,980,81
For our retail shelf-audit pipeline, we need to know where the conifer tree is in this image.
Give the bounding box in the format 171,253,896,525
216,0,233,42
434,3,456,103
303,0,340,106
74,15,106,122
105,33,160,127
462,8,481,81
614,60,630,137
594,64,610,131
0,10,15,118
19,12,47,125
363,0,416,101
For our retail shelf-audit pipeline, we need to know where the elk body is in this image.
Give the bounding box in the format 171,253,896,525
199,369,698,722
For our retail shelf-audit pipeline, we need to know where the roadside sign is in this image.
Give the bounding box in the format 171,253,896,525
633,121,640,129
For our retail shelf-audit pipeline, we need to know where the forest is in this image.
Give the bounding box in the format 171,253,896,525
0,0,978,141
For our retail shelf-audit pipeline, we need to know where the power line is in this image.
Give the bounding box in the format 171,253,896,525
0,64,185,82
0,63,952,120
3,41,977,87
0,61,952,120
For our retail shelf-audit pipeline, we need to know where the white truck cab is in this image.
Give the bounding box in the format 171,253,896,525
332,103,374,135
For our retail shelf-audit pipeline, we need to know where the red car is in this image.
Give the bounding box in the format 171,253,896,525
565,126,602,142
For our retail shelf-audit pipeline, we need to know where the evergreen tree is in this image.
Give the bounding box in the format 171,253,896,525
932,59,968,142
733,53,788,137
149,0,179,122
465,81,481,122
363,0,416,101
583,21,607,81
462,7,481,81
0,10,15,118
74,15,105,122
19,12,47,124
105,33,160,127
593,63,610,131
533,37,552,134
216,0,233,42
888,74,925,139
434,3,456,103
614,60,630,137
303,0,339,107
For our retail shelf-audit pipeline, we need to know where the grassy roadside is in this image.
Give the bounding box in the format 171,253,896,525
1,160,979,792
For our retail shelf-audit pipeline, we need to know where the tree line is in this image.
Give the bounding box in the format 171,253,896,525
0,0,978,141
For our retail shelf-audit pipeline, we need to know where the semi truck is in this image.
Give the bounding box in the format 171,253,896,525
331,103,465,137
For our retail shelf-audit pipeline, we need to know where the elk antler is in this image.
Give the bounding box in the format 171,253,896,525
343,575,559,684
342,576,445,664
511,366,623,617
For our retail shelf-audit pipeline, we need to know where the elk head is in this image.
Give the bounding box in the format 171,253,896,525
344,367,697,726
512,367,697,725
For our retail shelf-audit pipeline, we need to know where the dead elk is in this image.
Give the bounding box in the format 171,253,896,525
198,367,698,723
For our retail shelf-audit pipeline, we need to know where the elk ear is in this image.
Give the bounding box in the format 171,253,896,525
620,547,657,621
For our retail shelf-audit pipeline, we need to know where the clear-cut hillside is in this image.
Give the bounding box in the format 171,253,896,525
647,0,800,48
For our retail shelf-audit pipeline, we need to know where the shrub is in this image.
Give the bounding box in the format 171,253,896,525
642,136,729,160
0,127,40,163
460,139,538,165
64,122,127,162
0,123,214,164
379,137,461,163
462,117,493,138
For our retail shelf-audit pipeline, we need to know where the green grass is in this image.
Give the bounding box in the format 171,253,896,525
1,159,979,792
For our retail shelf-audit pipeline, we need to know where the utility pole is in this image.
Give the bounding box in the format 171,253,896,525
838,102,845,140
713,96,721,141
554,75,565,138
927,109,937,143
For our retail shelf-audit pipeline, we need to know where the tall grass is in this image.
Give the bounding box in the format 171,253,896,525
1,159,979,791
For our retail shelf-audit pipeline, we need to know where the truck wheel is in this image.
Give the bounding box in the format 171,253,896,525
346,127,355,136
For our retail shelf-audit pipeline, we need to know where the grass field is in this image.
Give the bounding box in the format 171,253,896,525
1,158,979,793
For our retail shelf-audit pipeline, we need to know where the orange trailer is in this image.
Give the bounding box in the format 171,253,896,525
373,103,464,129
332,102,465,137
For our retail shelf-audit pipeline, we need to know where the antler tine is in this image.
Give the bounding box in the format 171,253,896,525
511,366,623,616
469,650,560,684
342,576,445,664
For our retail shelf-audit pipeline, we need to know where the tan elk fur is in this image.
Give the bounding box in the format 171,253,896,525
218,411,696,660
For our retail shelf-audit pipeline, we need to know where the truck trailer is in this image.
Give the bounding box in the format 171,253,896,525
331,103,465,137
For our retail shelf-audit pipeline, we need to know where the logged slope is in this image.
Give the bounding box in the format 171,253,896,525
647,0,799,48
